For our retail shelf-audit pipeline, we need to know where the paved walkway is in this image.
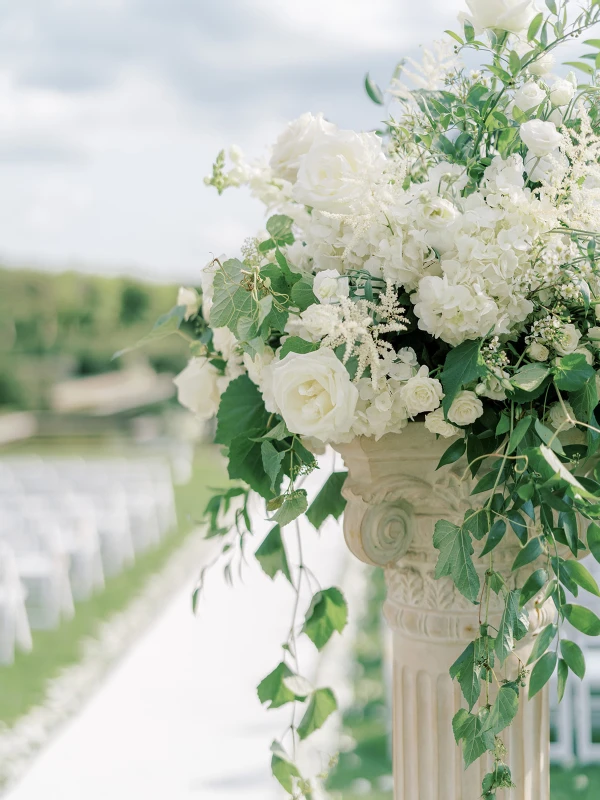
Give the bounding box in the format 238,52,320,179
6,494,352,800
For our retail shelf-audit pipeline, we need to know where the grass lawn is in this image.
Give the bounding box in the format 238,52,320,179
328,569,600,799
0,442,226,726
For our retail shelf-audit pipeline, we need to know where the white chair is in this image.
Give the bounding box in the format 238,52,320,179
0,542,32,665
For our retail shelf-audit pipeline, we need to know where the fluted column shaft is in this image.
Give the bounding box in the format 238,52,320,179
336,424,554,800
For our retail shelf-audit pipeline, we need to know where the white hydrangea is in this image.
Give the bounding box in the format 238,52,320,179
313,270,350,304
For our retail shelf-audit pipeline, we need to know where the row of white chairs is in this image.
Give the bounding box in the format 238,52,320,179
0,457,178,666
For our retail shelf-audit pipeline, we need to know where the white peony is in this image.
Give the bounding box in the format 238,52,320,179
313,269,350,304
447,391,484,427
548,401,576,431
424,408,463,438
177,287,200,320
520,120,563,157
550,78,576,108
173,358,222,421
528,342,550,362
554,323,582,355
398,366,444,418
293,129,385,214
528,51,555,76
514,81,546,112
413,275,499,347
270,112,336,182
462,0,537,34
417,197,460,254
270,348,358,442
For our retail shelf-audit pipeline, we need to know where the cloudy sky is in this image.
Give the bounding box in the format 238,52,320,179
0,0,586,283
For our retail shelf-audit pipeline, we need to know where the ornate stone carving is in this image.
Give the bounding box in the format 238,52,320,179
335,423,557,800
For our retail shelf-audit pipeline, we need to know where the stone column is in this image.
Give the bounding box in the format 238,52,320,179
335,423,555,800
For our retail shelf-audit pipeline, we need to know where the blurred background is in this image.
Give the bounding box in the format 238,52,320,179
0,1,599,798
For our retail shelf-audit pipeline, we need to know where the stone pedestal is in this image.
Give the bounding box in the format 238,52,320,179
335,423,555,800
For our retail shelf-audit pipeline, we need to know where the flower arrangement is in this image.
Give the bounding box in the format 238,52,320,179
129,0,600,795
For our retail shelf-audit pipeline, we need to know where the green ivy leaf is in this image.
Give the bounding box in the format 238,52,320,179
271,742,301,793
463,508,489,541
291,278,317,311
258,662,296,709
215,375,270,447
266,215,294,242
271,490,308,528
482,683,519,735
228,432,275,499
302,588,348,650
512,363,550,393
560,640,586,679
440,340,487,414
496,590,529,663
450,641,480,710
512,536,544,571
437,438,467,469
279,337,319,359
211,258,259,337
297,688,337,740
480,519,506,556
255,525,291,583
527,623,558,665
529,651,558,698
433,520,480,603
306,472,347,529
261,441,285,492
507,415,533,454
452,709,495,767
519,568,548,607
554,354,595,392
563,604,600,636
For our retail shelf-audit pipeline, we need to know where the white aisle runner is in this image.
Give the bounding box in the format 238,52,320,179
6,508,350,800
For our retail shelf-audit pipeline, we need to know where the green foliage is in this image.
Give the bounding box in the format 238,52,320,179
306,471,347,529
210,258,259,338
215,375,270,447
302,588,348,650
271,489,309,527
433,519,480,602
258,662,298,709
255,526,291,583
440,339,487,414
297,688,337,740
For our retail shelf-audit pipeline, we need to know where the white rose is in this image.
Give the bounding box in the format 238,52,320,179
418,197,459,229
313,269,350,304
524,149,568,184
548,401,576,431
528,342,550,362
173,357,222,421
528,51,555,76
462,0,537,34
514,81,546,112
520,120,563,157
243,346,275,386
270,112,336,182
399,366,444,418
177,287,199,320
293,129,385,214
271,348,358,442
550,78,575,108
554,323,582,355
424,408,463,438
447,390,484,427
588,326,600,347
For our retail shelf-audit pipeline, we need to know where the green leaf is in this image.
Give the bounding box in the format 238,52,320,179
529,651,558,698
520,568,548,607
463,508,489,541
364,73,384,105
291,278,317,311
440,340,486,414
437,438,466,469
113,304,186,359
256,525,291,583
211,258,259,337
584,39,600,49
557,658,568,703
509,49,521,75
279,336,319,359
271,742,301,793
445,29,464,45
496,589,529,664
512,536,544,571
433,519,480,603
512,363,550,393
508,415,533,454
482,684,519,735
507,509,528,545
228,433,275,499
453,709,495,767
562,560,600,597
261,441,285,493
266,215,294,242
480,519,506,556
527,623,558,665
564,61,595,76
450,641,480,710
534,419,565,456
570,378,599,454
306,471,347,529
258,662,296,708
535,445,596,498
271,490,308,528
215,375,270,447
302,587,348,650
588,522,600,563
554,354,595,392
528,12,544,40
563,604,600,635
297,688,337,740
558,510,579,556
561,640,586,679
